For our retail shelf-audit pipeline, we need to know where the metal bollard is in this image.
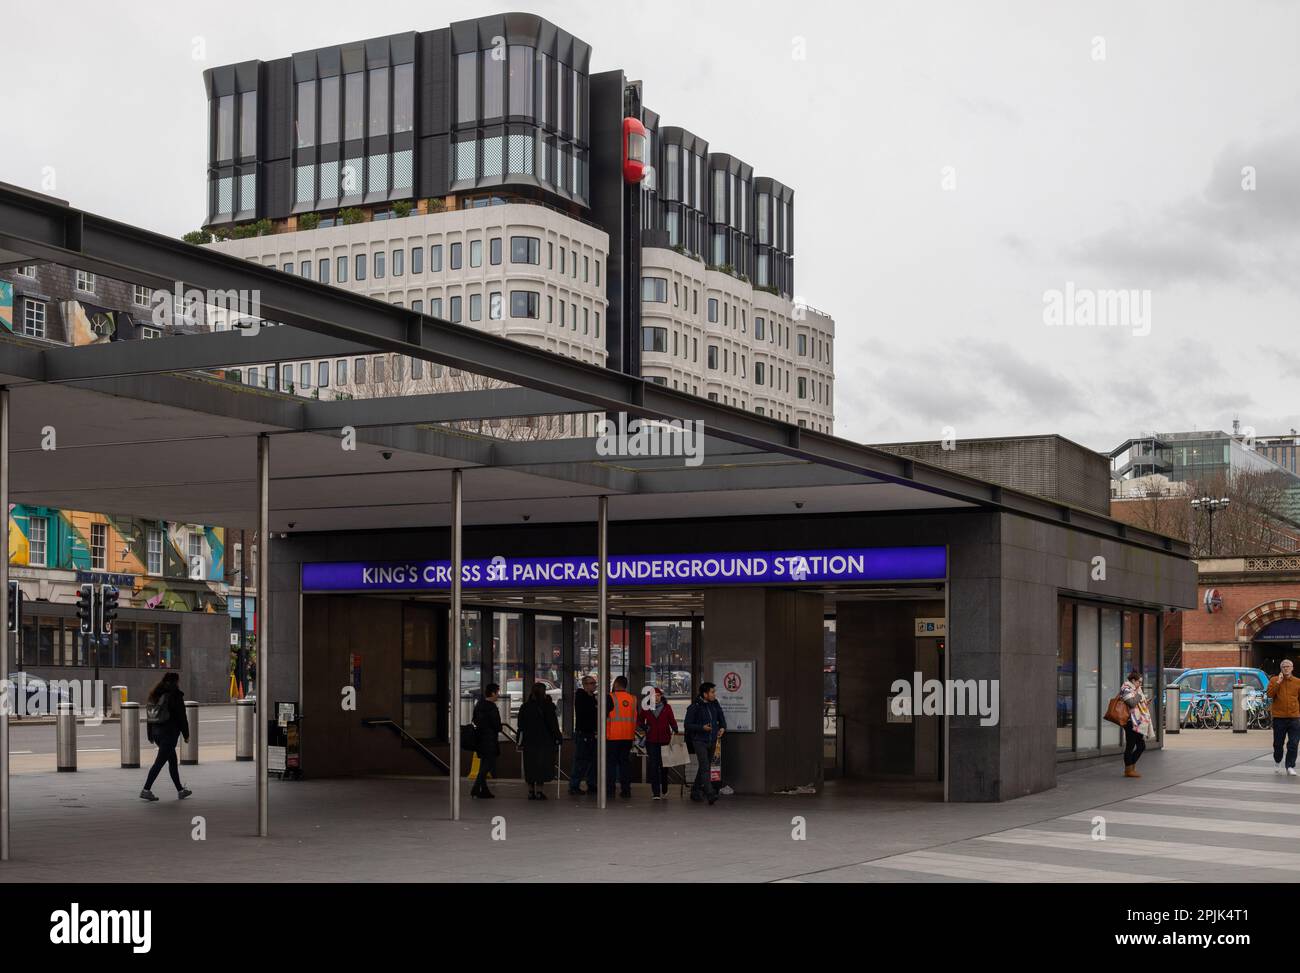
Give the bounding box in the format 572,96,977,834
235,698,255,762
56,701,77,772
179,700,200,765
110,686,127,719
1232,682,1247,733
120,701,140,768
1165,686,1180,734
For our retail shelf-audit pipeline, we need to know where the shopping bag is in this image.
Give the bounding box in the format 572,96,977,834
709,742,722,783
663,740,689,767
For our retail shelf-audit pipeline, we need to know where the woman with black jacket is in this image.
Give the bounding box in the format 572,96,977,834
517,682,562,800
140,672,192,802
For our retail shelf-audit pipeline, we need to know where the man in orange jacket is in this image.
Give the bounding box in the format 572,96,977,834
1267,659,1300,776
606,675,637,798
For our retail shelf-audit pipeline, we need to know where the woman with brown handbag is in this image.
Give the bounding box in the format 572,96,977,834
1119,671,1152,778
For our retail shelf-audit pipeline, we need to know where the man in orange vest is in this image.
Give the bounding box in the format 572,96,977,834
606,675,637,798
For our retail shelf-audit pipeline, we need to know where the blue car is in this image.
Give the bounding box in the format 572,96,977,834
1170,667,1269,720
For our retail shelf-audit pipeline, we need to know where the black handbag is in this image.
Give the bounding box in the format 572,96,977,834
460,723,480,751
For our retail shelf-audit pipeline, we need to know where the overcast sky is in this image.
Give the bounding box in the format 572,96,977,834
2,0,1296,453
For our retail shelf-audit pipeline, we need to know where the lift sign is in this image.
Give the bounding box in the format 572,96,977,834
301,547,946,592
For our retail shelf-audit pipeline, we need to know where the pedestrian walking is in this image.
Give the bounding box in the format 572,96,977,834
606,675,637,798
140,672,192,802
471,683,503,799
1120,670,1151,778
1267,659,1300,776
684,682,726,804
637,686,679,800
569,675,598,795
518,682,563,800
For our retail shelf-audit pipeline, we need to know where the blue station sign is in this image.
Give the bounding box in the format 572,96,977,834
301,546,947,592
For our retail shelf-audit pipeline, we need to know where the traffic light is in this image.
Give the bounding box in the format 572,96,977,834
76,583,95,635
6,579,22,634
99,585,119,635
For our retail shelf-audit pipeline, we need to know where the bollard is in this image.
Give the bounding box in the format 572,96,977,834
110,686,128,719
1232,682,1247,733
120,701,140,768
179,700,200,765
235,698,255,762
56,701,77,772
1165,686,1180,734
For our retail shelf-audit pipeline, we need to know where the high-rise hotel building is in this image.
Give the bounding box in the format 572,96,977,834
203,12,834,432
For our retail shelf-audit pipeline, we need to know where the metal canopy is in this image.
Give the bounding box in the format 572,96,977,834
0,184,1188,554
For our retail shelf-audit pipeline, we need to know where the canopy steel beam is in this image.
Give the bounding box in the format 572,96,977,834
0,187,1188,557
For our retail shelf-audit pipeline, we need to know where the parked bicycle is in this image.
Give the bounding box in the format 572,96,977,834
1245,691,1272,730
1182,693,1225,729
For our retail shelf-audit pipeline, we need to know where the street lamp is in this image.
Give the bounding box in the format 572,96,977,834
1190,496,1230,555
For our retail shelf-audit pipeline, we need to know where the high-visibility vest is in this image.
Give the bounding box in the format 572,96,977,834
607,691,637,740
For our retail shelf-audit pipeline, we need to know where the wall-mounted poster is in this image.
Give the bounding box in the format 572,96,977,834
712,660,754,732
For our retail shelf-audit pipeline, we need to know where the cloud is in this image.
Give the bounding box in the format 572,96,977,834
1067,130,1300,291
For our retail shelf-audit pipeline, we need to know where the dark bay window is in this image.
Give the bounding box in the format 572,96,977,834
641,277,668,303
510,291,540,318
511,236,540,264
642,326,668,353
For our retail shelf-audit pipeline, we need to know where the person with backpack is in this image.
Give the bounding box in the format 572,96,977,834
471,683,503,799
140,671,192,802
684,682,726,804
517,682,563,800
637,686,680,800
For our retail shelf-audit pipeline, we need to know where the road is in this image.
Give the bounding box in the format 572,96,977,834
6,704,237,756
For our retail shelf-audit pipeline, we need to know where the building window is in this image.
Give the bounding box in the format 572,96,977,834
299,260,311,280
450,242,463,270
511,236,540,264
642,327,667,353
22,300,46,338
412,247,424,275
146,528,163,575
797,334,808,356
355,253,367,281
132,284,151,307
317,361,330,388
75,270,95,294
469,240,482,268
707,298,718,323
374,251,386,279
449,295,462,323
489,237,502,266
354,357,367,384
430,245,443,272
489,292,503,320
641,277,668,303
510,291,539,318
187,530,205,579
336,255,348,283
336,359,348,385
391,249,404,277
469,293,482,321
707,345,719,370
17,265,36,278
755,316,765,340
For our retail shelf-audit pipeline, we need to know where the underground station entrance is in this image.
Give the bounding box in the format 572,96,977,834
299,573,952,798
0,186,1195,854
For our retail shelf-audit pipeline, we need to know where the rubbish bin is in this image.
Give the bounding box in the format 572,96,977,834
110,686,128,719
56,701,77,772
235,698,255,762
120,701,140,768
1165,686,1180,734
1232,682,1247,733
179,700,200,765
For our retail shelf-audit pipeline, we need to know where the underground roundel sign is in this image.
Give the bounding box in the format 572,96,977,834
723,671,743,693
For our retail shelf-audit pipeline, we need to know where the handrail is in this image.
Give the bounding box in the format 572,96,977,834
361,718,451,774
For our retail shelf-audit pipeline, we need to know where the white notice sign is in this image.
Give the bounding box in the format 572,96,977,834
914,617,947,637
713,661,755,732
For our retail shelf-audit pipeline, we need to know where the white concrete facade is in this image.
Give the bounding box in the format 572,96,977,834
206,204,608,432
639,247,835,432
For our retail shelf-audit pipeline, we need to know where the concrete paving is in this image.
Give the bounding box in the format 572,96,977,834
0,734,1286,882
